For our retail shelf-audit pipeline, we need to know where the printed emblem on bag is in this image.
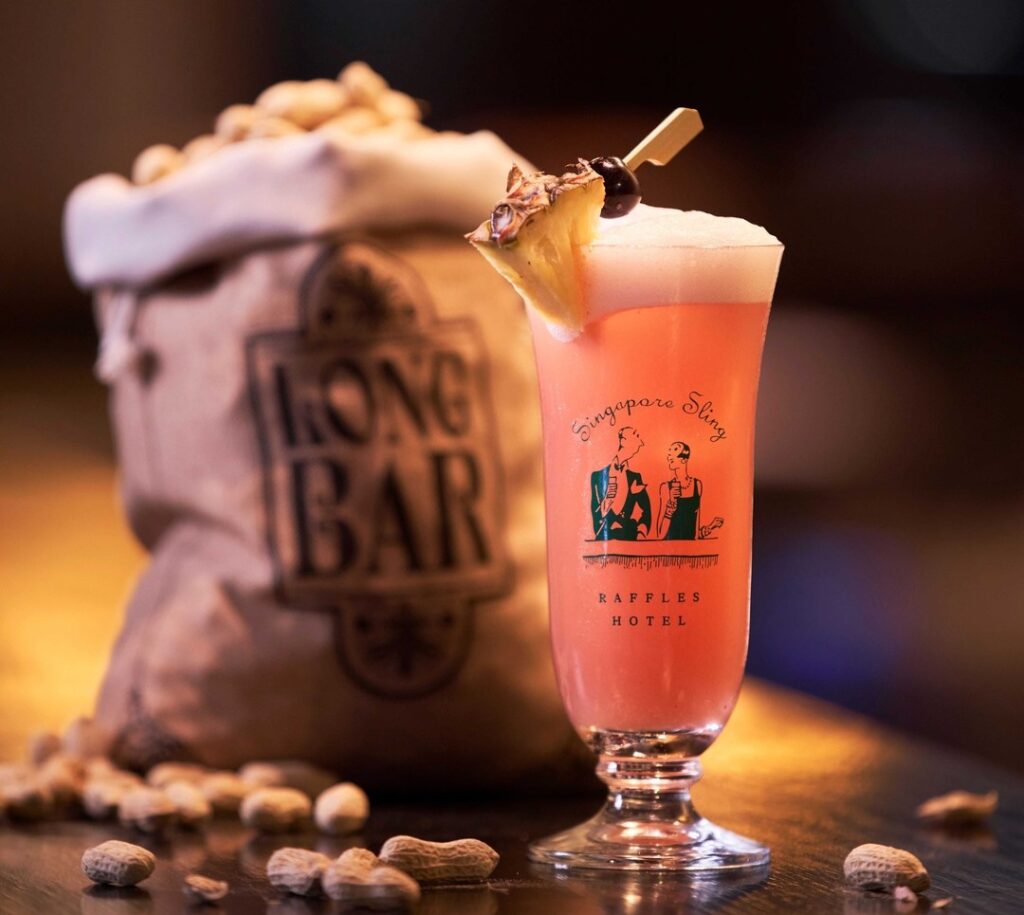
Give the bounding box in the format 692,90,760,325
247,240,510,699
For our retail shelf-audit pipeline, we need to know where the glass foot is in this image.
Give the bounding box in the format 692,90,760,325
530,731,769,873
529,812,770,872
530,862,770,909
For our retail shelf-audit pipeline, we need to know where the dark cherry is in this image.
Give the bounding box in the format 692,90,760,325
589,156,641,218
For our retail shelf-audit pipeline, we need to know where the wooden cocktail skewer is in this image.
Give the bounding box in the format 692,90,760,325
623,108,703,171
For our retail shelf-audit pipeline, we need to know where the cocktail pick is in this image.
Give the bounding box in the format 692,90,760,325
623,108,703,171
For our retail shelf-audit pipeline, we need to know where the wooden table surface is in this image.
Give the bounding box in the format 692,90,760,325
1,680,1021,914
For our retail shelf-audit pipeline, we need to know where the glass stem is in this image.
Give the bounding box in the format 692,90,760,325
590,754,707,845
529,732,769,868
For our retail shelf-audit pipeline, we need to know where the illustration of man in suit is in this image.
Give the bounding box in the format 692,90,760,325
591,426,652,540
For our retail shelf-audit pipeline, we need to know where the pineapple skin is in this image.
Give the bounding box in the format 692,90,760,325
467,162,604,335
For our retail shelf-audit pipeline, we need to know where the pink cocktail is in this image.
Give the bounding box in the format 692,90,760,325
528,206,783,871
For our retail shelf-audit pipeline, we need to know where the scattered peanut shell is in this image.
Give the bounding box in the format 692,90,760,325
26,731,62,766
82,840,155,887
183,133,230,164
843,843,930,893
323,848,420,909
166,780,213,828
916,789,998,826
1,777,51,821
362,867,420,911
314,782,369,835
240,787,310,834
321,847,376,899
238,761,336,799
336,865,420,910
83,775,140,820
118,786,178,833
183,873,229,903
201,771,249,815
215,103,260,141
266,847,330,896
379,835,499,882
339,847,379,870
36,753,85,809
247,116,305,140
338,61,388,106
147,762,209,788
132,144,184,185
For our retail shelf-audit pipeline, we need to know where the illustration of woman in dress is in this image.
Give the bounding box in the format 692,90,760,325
656,441,724,540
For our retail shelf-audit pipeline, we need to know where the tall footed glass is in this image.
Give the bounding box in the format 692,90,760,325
527,208,783,871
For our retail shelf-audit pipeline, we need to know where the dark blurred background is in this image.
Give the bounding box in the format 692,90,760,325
1,2,1022,769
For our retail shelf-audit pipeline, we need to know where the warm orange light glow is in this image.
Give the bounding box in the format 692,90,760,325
0,446,143,754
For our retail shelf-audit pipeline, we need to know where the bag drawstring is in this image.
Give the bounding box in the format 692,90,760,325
95,289,141,383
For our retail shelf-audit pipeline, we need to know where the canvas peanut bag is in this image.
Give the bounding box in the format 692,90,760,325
64,128,582,790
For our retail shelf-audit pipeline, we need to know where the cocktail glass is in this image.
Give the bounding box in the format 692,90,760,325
526,207,783,871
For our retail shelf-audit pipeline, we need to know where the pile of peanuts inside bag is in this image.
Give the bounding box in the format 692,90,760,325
131,62,436,185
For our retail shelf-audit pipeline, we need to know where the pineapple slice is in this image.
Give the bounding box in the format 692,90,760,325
467,161,604,337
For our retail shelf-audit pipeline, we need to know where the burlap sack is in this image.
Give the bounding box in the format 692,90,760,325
64,130,581,790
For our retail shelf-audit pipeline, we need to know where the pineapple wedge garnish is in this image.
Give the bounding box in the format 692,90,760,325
467,161,604,337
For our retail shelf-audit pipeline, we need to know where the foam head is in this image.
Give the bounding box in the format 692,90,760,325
583,205,783,322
